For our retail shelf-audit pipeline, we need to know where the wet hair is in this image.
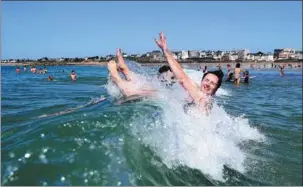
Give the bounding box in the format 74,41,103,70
202,70,224,90
158,65,171,74
236,63,241,68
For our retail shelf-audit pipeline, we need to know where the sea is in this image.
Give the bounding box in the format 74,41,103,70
1,61,302,186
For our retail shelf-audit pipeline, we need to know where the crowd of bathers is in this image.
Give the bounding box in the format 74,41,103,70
15,65,78,81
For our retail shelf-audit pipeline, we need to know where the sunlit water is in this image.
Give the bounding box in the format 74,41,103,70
1,62,302,185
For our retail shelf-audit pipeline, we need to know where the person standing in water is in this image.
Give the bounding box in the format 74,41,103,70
217,64,222,71
234,63,243,85
48,75,54,81
16,67,21,73
226,64,233,82
202,65,208,73
23,66,27,72
70,70,78,81
243,70,249,83
154,32,223,113
279,65,285,76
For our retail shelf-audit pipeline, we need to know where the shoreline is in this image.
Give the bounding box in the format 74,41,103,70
1,60,302,69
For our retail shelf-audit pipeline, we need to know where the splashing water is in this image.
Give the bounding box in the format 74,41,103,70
106,61,266,181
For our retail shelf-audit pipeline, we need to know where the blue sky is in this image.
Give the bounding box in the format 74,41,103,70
2,1,302,59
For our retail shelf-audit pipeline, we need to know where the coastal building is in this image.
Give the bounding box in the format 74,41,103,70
238,49,250,61
188,50,200,58
246,53,255,61
295,51,303,60
171,52,178,60
264,53,274,61
274,48,296,59
181,50,189,59
199,51,206,58
231,54,238,61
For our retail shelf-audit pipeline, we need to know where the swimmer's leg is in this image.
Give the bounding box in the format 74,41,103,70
116,48,133,81
108,60,136,97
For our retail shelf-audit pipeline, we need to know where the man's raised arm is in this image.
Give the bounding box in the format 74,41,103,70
154,32,201,102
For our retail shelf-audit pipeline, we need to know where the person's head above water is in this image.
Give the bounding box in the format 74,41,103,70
236,63,241,68
201,70,224,96
157,65,175,85
48,75,54,81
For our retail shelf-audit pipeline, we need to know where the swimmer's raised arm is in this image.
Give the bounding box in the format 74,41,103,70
154,32,202,103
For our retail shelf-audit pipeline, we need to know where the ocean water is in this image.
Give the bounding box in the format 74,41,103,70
1,62,302,186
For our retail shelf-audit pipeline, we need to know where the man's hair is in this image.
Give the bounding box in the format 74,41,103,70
202,70,224,90
158,65,171,74
236,63,241,68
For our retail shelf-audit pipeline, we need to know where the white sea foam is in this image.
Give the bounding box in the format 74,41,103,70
106,61,265,181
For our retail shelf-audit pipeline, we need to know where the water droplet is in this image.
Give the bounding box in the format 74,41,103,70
24,153,31,158
84,114,87,117
61,176,65,181
89,144,95,150
9,152,15,158
42,181,48,186
42,148,48,153
117,181,122,186
84,179,88,183
41,133,45,138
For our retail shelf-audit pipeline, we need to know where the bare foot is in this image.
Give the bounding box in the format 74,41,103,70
116,48,128,71
108,60,121,81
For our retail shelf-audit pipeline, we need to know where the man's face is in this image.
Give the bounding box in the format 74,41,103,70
200,73,219,96
158,70,175,86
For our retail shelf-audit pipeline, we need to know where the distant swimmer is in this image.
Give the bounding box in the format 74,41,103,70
155,32,223,113
39,68,43,74
202,65,208,73
279,65,284,76
48,75,54,81
217,64,222,71
31,66,37,73
226,64,233,82
234,63,243,85
16,67,20,73
23,66,27,72
243,70,249,83
43,67,48,73
70,70,77,81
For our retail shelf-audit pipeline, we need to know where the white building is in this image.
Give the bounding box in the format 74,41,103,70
188,50,200,58
199,51,206,58
238,49,250,61
181,50,189,59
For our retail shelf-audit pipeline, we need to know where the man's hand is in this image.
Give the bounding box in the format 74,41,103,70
154,32,168,52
